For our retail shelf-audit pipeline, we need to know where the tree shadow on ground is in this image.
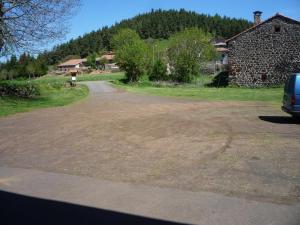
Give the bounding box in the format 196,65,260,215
119,77,129,84
259,116,300,124
0,190,191,225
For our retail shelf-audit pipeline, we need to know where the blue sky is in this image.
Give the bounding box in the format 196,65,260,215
63,0,300,43
3,0,299,61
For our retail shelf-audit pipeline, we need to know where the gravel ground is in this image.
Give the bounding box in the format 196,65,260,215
0,81,299,204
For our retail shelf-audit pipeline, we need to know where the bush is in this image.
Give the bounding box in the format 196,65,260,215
0,69,8,80
207,71,229,87
149,59,168,81
167,28,217,83
86,53,97,69
0,81,40,98
113,29,150,82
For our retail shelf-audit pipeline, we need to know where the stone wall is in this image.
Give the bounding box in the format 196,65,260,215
227,16,300,87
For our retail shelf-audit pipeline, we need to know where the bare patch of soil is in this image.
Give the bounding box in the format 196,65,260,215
0,81,299,204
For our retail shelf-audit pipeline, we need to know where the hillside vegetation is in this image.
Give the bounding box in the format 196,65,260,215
40,9,252,65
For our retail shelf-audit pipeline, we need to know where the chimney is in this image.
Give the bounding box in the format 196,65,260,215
253,11,262,25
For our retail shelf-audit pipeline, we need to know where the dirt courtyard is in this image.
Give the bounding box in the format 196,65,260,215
0,81,299,204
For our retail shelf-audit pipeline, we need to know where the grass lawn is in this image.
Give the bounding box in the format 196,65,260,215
0,72,285,118
117,85,283,104
38,72,125,83
0,85,89,117
112,75,284,105
0,72,124,117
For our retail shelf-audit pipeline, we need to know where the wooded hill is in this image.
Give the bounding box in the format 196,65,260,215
40,9,252,65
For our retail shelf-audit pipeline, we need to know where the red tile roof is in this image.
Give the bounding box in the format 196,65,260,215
98,54,115,61
58,59,87,67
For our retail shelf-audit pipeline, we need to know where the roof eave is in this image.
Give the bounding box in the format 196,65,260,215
226,13,300,43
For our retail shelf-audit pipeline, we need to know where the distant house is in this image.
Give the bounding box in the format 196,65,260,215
226,11,300,87
216,47,229,65
97,52,119,71
97,51,115,64
213,40,229,65
57,52,120,73
211,39,229,73
57,59,87,72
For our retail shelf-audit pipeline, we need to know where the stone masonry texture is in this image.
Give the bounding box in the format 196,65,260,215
227,15,300,87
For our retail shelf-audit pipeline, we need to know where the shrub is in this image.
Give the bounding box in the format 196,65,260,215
0,81,40,98
167,28,217,83
0,69,8,80
113,29,150,82
149,59,168,81
86,53,97,69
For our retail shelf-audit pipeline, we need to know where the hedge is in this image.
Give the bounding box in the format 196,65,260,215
0,81,40,98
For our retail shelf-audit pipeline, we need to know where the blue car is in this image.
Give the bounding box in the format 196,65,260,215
282,73,300,117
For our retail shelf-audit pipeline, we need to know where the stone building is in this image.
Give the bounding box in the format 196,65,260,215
226,11,300,87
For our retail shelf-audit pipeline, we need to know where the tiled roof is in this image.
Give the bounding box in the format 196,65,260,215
58,59,87,67
226,13,300,43
216,47,229,52
98,54,115,61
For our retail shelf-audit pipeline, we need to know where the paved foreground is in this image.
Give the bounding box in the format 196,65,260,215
1,166,300,225
0,81,300,224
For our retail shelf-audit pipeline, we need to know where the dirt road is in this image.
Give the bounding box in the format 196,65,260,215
0,81,299,205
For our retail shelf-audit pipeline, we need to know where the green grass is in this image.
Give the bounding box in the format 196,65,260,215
0,85,88,117
112,75,284,105
37,72,125,83
1,71,285,117
0,72,124,117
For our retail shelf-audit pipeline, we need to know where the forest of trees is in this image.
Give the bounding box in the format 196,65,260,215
0,53,48,80
0,9,252,80
112,28,217,83
39,9,252,65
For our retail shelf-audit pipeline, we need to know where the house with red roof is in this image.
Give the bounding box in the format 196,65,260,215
57,59,87,72
57,52,119,73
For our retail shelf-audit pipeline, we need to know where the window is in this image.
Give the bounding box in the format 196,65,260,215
274,25,281,33
261,74,267,82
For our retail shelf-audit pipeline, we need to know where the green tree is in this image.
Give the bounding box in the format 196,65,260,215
99,57,108,70
26,59,48,78
63,55,81,61
149,59,167,81
7,69,18,80
37,9,252,65
18,53,33,78
167,28,217,83
111,29,141,49
36,58,49,76
6,55,18,71
113,29,150,82
86,53,97,69
0,69,8,80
